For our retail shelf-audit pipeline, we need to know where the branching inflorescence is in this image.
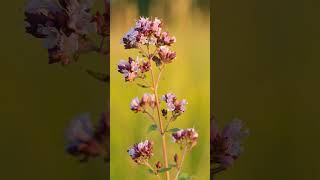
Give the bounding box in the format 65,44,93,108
118,17,198,180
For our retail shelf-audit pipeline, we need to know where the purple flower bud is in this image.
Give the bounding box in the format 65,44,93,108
140,61,151,73
127,140,153,164
155,161,162,169
158,46,176,64
174,153,178,163
172,128,199,148
130,97,141,112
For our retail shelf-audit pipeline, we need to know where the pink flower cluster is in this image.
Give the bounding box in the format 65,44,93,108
130,93,156,112
121,17,176,49
211,118,249,169
172,128,199,148
117,57,151,82
127,140,154,164
162,93,188,118
158,46,176,64
24,0,108,64
65,112,108,162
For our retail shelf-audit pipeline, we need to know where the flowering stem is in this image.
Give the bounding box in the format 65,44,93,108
174,146,188,180
148,51,170,180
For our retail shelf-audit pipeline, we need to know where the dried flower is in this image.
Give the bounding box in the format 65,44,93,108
127,140,153,164
172,128,198,148
162,93,187,117
211,117,249,170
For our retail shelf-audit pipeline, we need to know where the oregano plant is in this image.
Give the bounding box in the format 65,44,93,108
117,17,198,180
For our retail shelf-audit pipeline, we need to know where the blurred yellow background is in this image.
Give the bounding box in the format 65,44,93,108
110,0,210,179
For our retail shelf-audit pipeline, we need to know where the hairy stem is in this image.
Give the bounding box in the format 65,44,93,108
174,146,188,180
148,48,170,180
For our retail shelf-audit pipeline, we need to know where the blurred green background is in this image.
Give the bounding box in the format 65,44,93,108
212,0,320,179
110,0,210,179
0,1,108,180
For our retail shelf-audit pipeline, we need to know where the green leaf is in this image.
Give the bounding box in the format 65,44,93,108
178,173,190,180
86,69,109,82
168,128,181,133
147,124,158,133
148,168,154,174
158,167,172,173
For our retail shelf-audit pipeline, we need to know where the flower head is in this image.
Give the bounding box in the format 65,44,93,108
24,0,100,64
121,28,140,49
64,111,109,162
127,140,153,164
158,46,176,64
65,113,105,161
172,128,198,149
120,17,167,49
130,93,156,112
162,93,187,117
117,57,140,82
130,97,141,112
211,117,249,169
158,31,176,46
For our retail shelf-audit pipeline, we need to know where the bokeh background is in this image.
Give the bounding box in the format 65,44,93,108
212,0,320,179
0,1,108,180
110,0,210,179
